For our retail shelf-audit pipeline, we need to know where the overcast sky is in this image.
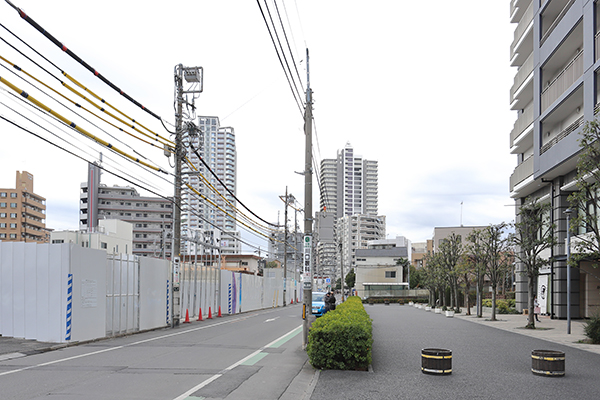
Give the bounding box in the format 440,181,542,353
0,1,517,249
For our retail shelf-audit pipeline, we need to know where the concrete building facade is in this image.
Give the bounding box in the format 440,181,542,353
0,171,48,243
80,163,173,258
509,0,600,317
52,219,133,254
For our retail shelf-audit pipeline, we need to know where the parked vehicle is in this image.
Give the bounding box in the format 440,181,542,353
312,291,327,317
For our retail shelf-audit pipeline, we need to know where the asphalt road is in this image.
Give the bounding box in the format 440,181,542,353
0,305,306,400
311,304,600,400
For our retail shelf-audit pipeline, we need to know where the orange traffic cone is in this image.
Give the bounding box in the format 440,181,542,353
208,307,213,319
217,306,222,317
183,309,190,323
197,308,203,321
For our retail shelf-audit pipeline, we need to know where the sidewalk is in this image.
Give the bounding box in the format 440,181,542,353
453,307,600,355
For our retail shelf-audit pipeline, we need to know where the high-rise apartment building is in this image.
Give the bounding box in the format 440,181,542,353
509,0,599,318
80,163,173,258
0,171,48,243
318,143,384,282
182,116,240,255
320,142,378,217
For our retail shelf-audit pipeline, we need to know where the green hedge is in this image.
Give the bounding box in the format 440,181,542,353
307,296,373,370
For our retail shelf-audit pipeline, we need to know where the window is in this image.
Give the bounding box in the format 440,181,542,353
9,234,16,239
10,213,16,218
10,223,16,228
101,242,107,249
0,223,5,228
385,271,396,278
0,203,6,207
0,192,6,197
0,213,5,218
0,233,6,238
10,193,17,198
52,239,64,244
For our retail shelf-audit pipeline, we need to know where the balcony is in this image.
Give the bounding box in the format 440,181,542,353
541,0,575,45
510,104,534,152
510,156,534,193
510,53,533,105
540,115,583,155
541,50,583,112
510,0,534,62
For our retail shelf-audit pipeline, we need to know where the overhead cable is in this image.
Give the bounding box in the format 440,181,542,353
5,0,165,122
0,74,167,174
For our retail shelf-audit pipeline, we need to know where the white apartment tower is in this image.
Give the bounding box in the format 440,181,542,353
182,116,240,255
319,142,384,281
320,142,379,217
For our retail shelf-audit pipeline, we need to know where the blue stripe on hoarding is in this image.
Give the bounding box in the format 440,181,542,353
65,274,73,341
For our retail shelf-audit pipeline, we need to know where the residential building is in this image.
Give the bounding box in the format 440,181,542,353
0,171,48,243
268,229,303,281
51,219,133,254
355,236,410,298
411,240,433,270
80,162,173,258
508,0,599,317
318,142,382,283
338,214,386,271
182,116,240,255
432,226,486,253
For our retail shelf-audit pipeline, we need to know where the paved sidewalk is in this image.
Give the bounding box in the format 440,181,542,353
453,307,599,355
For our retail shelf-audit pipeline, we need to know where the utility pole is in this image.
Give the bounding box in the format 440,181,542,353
283,186,289,307
172,64,203,328
302,48,313,349
172,64,184,327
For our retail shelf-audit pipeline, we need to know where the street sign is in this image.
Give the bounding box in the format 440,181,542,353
303,235,312,290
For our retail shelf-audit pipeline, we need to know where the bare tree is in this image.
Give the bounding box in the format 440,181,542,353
482,223,513,321
466,229,487,317
510,201,555,329
437,233,463,312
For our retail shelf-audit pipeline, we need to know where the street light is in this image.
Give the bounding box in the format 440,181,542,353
564,208,573,335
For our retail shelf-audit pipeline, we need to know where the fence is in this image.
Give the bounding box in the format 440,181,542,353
1,241,301,343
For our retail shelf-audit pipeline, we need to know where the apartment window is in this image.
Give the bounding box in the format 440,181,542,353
0,203,6,208
10,193,17,198
9,234,16,239
0,223,5,228
385,271,396,278
10,223,16,228
10,213,16,218
0,233,5,239
52,239,64,244
0,192,6,197
0,213,5,218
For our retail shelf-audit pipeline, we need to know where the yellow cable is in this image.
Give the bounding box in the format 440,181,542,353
0,75,166,174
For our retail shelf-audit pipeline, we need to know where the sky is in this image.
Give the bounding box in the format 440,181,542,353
0,0,517,250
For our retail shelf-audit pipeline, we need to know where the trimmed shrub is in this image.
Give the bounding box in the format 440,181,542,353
584,309,600,344
307,296,372,370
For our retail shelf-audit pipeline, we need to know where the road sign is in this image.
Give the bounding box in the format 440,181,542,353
303,235,312,290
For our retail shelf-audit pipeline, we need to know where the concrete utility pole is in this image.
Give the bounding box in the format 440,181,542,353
172,64,203,328
172,64,184,327
283,186,289,307
302,48,313,349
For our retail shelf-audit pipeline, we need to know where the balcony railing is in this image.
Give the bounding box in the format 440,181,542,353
510,155,534,192
511,0,534,58
541,51,583,112
540,116,583,155
510,105,534,147
596,31,600,62
510,52,533,103
540,0,575,45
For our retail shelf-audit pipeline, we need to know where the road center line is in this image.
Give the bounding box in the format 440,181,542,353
172,324,302,400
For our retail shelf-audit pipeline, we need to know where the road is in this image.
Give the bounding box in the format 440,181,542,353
0,305,306,400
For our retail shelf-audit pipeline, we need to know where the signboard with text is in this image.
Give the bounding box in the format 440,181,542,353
303,235,312,290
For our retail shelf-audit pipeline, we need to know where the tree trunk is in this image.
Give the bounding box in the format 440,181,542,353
491,285,497,321
526,275,535,329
